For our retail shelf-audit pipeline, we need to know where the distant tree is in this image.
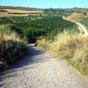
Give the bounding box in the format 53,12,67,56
40,14,42,17
84,12,87,15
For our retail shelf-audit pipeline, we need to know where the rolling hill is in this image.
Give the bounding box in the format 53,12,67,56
0,6,44,17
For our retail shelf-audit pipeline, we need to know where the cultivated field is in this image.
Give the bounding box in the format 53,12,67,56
0,8,43,17
67,13,88,21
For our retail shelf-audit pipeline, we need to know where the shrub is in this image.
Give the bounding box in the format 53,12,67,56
0,25,27,63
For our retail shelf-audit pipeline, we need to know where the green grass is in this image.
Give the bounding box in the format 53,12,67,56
80,18,88,29
0,25,27,63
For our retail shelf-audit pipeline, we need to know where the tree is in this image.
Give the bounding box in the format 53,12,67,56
84,12,87,15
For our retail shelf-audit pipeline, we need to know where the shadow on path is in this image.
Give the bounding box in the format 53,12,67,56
0,44,47,76
11,44,47,69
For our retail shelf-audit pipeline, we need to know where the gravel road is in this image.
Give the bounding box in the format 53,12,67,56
75,22,88,35
0,44,88,88
63,16,88,35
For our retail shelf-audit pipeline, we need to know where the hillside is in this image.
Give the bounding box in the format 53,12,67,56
0,6,44,17
44,8,88,16
0,6,88,17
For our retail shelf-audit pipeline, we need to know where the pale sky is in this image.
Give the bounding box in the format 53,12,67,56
0,0,88,8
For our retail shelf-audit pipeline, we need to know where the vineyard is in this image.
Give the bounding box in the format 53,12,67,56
0,16,78,40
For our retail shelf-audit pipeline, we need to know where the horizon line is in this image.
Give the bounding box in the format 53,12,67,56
0,5,88,9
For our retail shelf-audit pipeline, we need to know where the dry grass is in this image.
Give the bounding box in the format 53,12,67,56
67,13,88,22
0,25,24,42
0,25,27,63
0,12,29,17
37,31,88,77
0,9,43,17
4,9,43,13
37,38,52,50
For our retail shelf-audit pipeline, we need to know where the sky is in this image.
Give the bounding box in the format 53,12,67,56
0,0,88,8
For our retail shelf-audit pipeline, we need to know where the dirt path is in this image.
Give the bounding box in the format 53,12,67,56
63,16,88,35
74,22,88,34
0,44,88,88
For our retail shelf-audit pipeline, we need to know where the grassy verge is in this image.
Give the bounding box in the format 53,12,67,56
0,25,27,64
37,30,88,78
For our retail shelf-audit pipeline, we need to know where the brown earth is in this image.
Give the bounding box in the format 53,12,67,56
0,9,43,17
67,13,88,22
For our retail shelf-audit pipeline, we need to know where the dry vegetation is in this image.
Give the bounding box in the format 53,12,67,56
4,9,43,13
37,31,88,77
67,13,88,22
0,25,27,64
0,9,43,17
0,12,29,17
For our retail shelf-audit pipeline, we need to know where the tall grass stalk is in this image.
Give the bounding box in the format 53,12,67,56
37,30,88,77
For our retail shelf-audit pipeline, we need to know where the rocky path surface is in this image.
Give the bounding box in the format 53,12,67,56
0,44,88,88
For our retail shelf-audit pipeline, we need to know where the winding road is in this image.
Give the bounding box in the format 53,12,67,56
0,44,88,88
63,16,88,35
74,22,88,35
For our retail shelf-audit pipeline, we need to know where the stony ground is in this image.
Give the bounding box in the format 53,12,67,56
0,44,88,88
